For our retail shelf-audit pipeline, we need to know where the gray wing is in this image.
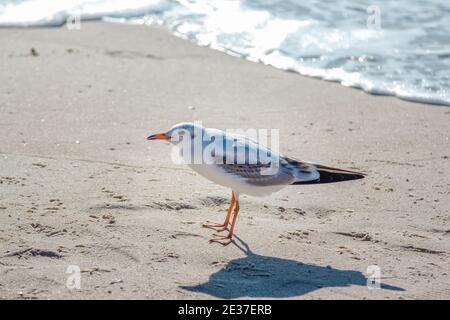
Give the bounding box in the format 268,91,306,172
216,157,307,187
209,132,319,186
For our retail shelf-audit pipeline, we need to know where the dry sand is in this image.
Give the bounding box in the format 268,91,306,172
0,22,449,299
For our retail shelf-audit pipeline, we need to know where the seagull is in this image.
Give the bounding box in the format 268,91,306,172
147,122,365,245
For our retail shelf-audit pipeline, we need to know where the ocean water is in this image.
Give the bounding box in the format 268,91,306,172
1,0,449,106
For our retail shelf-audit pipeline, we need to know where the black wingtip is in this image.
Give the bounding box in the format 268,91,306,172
292,165,366,185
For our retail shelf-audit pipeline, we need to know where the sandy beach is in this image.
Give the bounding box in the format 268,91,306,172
0,22,449,299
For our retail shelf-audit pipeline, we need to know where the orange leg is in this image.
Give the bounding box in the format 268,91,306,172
210,200,240,246
202,192,235,231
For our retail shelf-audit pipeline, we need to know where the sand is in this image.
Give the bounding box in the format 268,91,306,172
0,22,449,299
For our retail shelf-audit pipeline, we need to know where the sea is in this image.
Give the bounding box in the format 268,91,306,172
1,0,449,106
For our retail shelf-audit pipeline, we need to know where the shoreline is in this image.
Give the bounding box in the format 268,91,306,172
170,32,450,108
0,21,449,299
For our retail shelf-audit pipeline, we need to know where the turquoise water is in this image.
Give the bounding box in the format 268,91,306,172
1,0,449,106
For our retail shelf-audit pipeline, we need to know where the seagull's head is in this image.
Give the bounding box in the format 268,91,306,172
147,122,204,145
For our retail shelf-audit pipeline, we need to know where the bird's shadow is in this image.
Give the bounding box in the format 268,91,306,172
181,236,404,298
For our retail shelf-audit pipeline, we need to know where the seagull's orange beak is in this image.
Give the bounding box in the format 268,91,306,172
147,132,171,141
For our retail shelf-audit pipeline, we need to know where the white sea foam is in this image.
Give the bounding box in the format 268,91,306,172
1,0,449,106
